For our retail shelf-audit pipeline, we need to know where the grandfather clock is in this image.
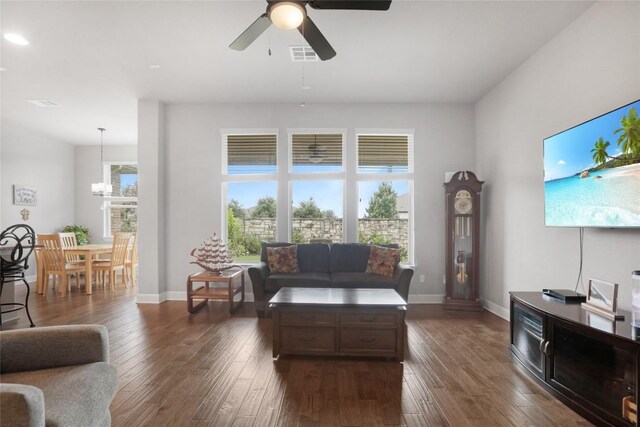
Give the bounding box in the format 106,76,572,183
444,171,484,311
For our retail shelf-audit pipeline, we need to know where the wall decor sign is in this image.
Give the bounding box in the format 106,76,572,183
13,185,37,206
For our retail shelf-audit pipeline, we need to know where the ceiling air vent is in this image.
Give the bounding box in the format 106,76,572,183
27,99,62,108
289,46,318,62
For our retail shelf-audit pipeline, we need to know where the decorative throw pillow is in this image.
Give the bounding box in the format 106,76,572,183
267,245,299,273
365,245,401,277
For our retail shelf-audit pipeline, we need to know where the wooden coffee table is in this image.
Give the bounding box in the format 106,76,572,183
269,288,407,361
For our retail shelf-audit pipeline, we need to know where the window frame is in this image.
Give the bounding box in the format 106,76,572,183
355,130,415,265
221,129,279,248
287,129,347,242
102,161,138,239
219,128,415,266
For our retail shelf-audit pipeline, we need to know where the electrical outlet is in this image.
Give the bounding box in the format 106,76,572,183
419,274,425,283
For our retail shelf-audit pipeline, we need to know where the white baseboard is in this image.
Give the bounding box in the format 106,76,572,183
482,299,510,321
165,291,186,301
8,275,37,285
164,291,255,302
408,294,445,304
134,292,494,308
135,293,167,304
164,292,437,304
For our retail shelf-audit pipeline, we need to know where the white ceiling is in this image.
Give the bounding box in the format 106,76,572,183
1,0,593,145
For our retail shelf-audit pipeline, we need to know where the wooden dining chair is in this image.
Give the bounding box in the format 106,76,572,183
124,233,138,287
58,232,85,284
93,233,131,289
58,232,82,264
38,234,85,295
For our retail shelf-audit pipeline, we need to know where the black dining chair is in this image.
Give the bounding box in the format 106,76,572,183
0,224,36,328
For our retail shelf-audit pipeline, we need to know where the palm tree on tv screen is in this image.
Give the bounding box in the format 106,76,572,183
591,137,610,165
614,107,640,159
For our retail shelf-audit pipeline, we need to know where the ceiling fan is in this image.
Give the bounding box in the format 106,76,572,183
308,141,327,163
229,1,392,61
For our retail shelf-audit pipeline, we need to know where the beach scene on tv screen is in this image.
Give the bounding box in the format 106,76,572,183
544,100,640,227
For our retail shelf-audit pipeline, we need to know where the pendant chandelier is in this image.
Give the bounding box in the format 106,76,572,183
91,127,113,196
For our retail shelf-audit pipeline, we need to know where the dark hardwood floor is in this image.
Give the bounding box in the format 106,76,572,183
3,284,591,426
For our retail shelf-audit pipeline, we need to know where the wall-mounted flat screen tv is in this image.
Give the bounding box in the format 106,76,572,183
544,99,640,227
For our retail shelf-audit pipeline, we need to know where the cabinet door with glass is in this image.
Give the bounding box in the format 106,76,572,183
548,318,638,426
510,299,546,380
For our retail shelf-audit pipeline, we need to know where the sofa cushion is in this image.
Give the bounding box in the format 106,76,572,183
1,362,118,427
366,245,401,277
261,242,330,273
330,243,399,273
265,273,331,291
297,244,330,273
330,272,398,289
267,245,299,273
329,244,370,273
261,242,294,263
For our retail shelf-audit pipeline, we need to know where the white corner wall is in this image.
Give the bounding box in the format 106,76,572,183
137,100,167,302
476,1,640,317
74,144,137,244
156,103,475,301
1,121,76,275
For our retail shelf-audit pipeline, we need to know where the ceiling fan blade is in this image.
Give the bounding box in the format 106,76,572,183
229,13,271,51
308,0,392,11
298,16,336,61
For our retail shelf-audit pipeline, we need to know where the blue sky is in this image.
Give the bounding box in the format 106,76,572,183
544,100,639,181
358,181,408,217
120,174,137,188
227,179,408,218
228,162,409,216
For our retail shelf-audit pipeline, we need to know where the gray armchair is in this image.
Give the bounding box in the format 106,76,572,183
0,325,118,427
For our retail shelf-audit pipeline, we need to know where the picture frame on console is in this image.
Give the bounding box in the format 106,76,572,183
582,278,621,320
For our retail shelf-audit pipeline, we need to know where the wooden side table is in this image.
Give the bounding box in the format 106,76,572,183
186,268,244,314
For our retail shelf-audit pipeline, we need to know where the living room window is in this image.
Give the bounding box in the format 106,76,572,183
356,133,414,263
289,132,345,243
103,163,138,238
221,130,413,264
223,132,278,262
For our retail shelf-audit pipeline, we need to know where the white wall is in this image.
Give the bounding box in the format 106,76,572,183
1,121,76,274
475,2,640,317
158,103,475,299
74,144,137,244
137,100,167,302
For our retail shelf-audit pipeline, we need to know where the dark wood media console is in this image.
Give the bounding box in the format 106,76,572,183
510,292,638,426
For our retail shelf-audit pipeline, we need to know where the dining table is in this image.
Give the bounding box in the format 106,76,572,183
37,244,113,295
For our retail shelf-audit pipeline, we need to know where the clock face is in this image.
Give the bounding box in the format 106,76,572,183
454,190,473,214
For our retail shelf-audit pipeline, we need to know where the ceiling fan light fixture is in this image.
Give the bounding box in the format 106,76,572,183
309,153,323,164
269,2,306,30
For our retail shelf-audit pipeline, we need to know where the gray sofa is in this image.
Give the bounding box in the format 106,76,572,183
0,325,118,427
248,243,414,317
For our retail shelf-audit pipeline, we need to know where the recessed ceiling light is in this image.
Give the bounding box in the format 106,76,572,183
27,99,61,108
4,33,29,46
302,86,311,90
0,68,6,72
149,64,161,69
